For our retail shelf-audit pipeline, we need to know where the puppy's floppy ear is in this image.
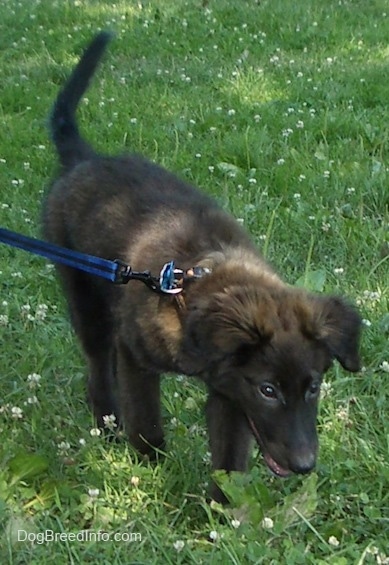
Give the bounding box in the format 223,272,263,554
312,296,362,372
176,305,220,375
177,288,278,376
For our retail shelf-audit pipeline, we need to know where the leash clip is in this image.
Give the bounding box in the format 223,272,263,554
113,259,210,295
113,259,183,294
113,260,158,291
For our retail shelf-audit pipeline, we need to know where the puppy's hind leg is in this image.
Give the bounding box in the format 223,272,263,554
206,390,254,504
59,267,119,427
116,339,164,458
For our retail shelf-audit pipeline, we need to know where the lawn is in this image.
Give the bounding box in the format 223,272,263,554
0,0,388,563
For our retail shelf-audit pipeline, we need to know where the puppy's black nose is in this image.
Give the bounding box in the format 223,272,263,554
289,453,316,475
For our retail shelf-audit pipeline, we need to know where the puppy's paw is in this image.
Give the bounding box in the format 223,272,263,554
129,433,166,460
209,481,230,506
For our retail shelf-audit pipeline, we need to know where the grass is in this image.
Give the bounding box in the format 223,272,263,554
0,0,388,562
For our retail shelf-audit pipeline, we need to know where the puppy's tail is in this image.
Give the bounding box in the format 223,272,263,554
50,31,113,169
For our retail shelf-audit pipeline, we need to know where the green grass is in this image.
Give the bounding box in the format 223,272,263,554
0,0,388,562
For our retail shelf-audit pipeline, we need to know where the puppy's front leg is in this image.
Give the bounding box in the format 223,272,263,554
87,349,118,428
116,340,164,457
206,390,253,504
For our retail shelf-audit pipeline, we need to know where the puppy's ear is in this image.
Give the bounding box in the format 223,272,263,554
312,296,362,372
177,288,278,376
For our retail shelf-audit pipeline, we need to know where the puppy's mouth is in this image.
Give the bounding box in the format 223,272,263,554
247,416,292,478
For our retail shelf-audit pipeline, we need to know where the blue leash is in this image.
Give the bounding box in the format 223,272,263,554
0,227,183,293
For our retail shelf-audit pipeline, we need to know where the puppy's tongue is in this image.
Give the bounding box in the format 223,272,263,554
264,452,291,478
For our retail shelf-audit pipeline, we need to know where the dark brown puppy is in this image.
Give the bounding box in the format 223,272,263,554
43,33,361,504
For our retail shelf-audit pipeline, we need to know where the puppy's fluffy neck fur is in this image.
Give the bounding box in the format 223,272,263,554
181,245,284,305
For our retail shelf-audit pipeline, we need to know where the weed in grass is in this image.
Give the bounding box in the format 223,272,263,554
1,0,388,563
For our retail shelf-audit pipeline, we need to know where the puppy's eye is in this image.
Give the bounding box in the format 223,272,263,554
259,384,277,399
308,382,320,397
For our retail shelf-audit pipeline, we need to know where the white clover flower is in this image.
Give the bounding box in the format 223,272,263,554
335,406,350,423
328,535,340,547
321,381,333,399
333,267,344,275
27,373,42,388
131,476,140,487
0,315,9,326
363,290,380,301
58,441,70,450
88,488,100,498
209,530,219,541
231,519,241,529
173,540,185,552
102,414,117,430
261,517,274,529
11,406,23,419
36,304,49,321
380,361,389,373
90,427,102,437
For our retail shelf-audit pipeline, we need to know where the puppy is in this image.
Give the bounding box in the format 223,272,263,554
43,32,361,504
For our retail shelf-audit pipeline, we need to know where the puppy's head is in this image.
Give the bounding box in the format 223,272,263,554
178,285,361,477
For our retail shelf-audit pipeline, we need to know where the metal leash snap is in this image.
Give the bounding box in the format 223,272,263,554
159,261,184,294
